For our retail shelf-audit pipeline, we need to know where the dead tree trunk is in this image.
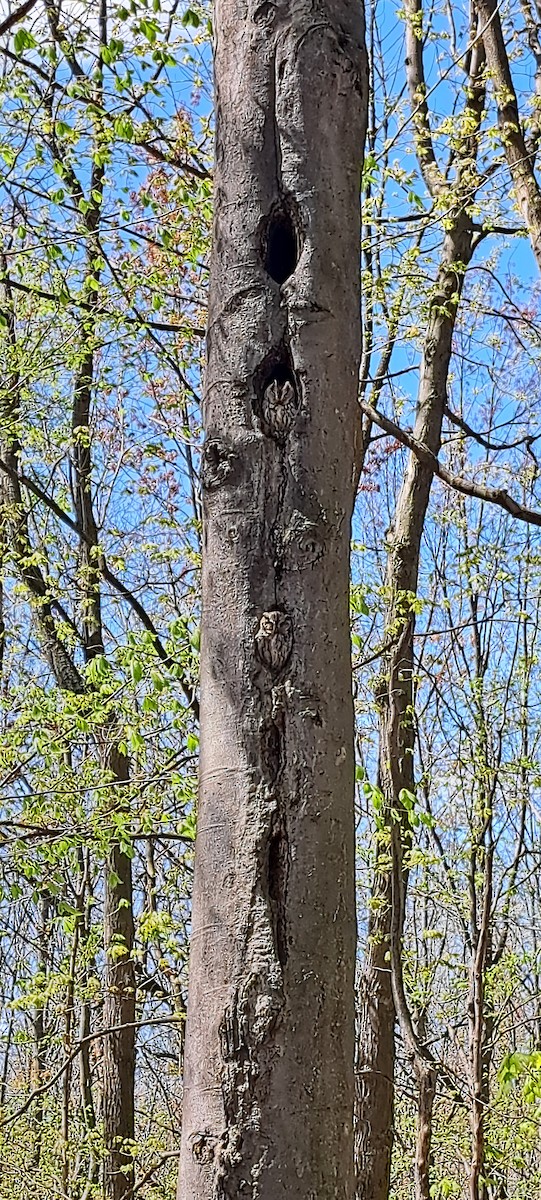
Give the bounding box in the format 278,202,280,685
178,1,367,1196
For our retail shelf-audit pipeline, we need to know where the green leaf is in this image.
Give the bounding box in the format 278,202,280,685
399,787,416,810
182,7,201,26
177,814,196,841
150,669,166,692
14,28,37,55
114,115,134,141
126,725,145,752
130,659,143,684
140,17,158,42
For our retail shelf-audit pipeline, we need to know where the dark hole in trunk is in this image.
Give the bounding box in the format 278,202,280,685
263,205,300,284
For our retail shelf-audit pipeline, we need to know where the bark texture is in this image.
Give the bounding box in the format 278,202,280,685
178,2,367,1197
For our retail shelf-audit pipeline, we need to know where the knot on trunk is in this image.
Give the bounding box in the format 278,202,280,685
201,438,238,491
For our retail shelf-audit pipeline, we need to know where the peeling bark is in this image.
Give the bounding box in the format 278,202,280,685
178,1,367,1196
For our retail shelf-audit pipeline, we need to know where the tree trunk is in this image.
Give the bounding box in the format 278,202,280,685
355,877,395,1200
355,12,488,1186
102,745,136,1200
476,0,541,269
356,213,474,1200
31,893,50,1171
178,1,367,1196
414,1057,436,1200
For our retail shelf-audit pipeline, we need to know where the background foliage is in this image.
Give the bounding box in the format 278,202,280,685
2,0,541,1196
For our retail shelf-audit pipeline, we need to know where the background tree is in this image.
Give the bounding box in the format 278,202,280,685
0,1,208,1194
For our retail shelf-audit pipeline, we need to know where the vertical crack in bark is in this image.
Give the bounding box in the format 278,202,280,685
217,957,285,1196
260,717,282,783
214,339,297,1190
268,821,290,968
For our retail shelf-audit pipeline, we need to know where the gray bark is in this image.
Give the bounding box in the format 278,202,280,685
355,884,395,1200
178,1,367,1196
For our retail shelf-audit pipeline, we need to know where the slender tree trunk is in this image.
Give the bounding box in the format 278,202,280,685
355,877,395,1200
355,11,488,1186
414,1067,436,1200
414,1020,436,1200
0,1005,14,1111
463,596,496,1200
67,11,137,1183
62,896,78,1194
476,0,541,269
178,1,367,1196
76,847,99,1190
468,882,492,1200
79,855,99,1194
101,744,136,1200
31,893,50,1171
356,213,474,1200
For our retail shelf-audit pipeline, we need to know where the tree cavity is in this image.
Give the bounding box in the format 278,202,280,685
262,199,301,285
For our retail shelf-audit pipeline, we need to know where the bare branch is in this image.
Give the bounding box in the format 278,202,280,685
359,400,541,527
0,0,38,38
0,455,200,719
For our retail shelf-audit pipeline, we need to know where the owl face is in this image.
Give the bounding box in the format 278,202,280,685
255,609,293,673
260,377,298,439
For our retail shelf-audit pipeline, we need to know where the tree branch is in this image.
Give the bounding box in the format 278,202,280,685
0,0,38,37
444,404,539,453
0,455,200,719
359,400,541,527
